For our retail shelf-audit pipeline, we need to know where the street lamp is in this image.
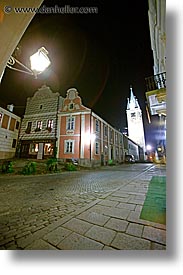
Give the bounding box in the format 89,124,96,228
6,47,51,78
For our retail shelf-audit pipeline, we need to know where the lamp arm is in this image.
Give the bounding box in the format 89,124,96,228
7,56,33,75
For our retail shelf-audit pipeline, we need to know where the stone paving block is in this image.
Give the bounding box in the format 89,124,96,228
62,218,93,235
116,202,136,211
26,239,57,250
0,237,15,247
135,205,143,212
85,225,116,245
110,192,130,198
128,198,145,205
126,223,144,237
134,194,146,200
104,218,128,232
142,226,166,245
98,200,118,207
57,232,104,250
111,232,151,250
77,211,110,226
43,226,72,246
107,195,130,203
89,205,130,219
151,242,166,250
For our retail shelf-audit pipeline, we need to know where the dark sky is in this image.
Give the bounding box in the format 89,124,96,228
0,0,156,145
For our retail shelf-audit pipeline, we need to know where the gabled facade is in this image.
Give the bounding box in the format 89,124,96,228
0,106,21,159
19,85,64,159
58,88,125,167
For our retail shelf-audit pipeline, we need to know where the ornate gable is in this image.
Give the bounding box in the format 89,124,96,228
61,88,90,112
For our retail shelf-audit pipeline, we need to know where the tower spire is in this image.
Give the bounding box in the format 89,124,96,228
129,85,136,109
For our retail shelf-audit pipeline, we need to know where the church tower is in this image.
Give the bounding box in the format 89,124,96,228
126,86,146,158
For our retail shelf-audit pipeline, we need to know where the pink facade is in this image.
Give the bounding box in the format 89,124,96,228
58,88,125,167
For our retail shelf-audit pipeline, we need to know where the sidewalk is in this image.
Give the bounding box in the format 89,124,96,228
14,165,166,250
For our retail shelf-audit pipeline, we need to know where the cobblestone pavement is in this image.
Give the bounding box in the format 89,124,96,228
0,163,166,250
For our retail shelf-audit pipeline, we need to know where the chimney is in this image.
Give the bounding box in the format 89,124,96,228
7,104,14,112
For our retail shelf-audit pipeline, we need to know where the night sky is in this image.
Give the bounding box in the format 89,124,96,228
0,0,156,145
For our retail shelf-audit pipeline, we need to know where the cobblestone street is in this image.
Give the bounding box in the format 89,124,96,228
0,163,166,250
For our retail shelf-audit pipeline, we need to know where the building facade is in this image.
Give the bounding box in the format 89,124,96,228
18,86,142,166
126,87,146,159
19,85,63,159
0,105,21,159
58,88,126,167
145,0,166,160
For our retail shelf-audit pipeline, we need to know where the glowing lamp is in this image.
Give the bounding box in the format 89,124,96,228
146,144,152,151
30,47,51,74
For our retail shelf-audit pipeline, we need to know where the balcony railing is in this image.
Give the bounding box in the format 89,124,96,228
145,72,166,92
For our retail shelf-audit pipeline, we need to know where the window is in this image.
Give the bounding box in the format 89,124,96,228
104,125,108,136
95,142,99,154
69,103,74,110
25,121,32,134
64,140,74,154
1,114,9,129
44,143,53,155
35,121,42,132
66,117,75,130
29,143,39,153
96,119,100,132
0,113,2,124
9,117,16,131
110,129,113,140
115,133,118,143
12,139,16,148
40,105,43,109
47,120,53,131
16,121,20,130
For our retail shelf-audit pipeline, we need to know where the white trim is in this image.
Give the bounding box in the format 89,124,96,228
66,116,75,130
80,114,85,158
64,139,75,154
23,112,57,118
58,111,91,116
57,116,61,158
60,134,80,137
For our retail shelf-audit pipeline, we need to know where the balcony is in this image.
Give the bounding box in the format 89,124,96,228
145,72,166,117
145,72,166,92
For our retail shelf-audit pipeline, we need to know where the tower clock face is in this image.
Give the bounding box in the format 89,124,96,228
131,112,136,118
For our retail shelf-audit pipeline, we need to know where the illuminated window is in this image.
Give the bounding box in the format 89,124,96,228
9,117,16,131
29,143,39,153
64,140,74,154
47,120,53,131
0,113,3,124
35,121,42,131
